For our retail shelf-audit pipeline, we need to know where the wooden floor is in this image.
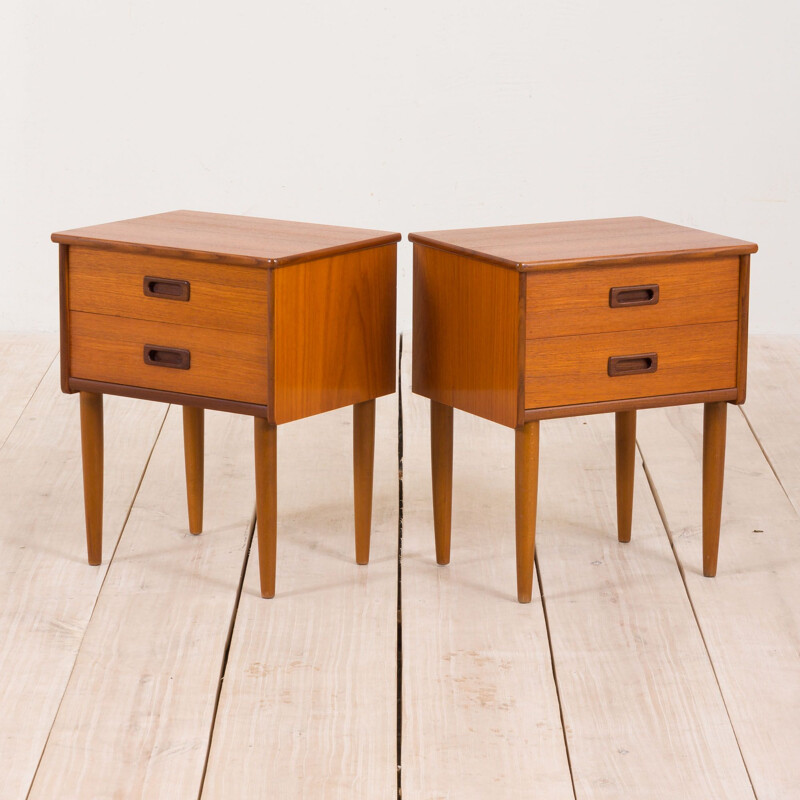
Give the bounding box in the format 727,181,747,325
0,333,798,799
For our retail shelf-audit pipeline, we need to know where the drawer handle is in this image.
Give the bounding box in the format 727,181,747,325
608,353,658,377
143,344,191,370
609,284,659,308
143,276,190,301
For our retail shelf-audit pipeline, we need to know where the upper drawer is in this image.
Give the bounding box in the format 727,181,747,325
526,256,740,339
68,247,268,335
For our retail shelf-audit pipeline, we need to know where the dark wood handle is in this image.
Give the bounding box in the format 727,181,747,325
609,284,659,308
608,353,658,377
143,276,190,301
143,344,191,370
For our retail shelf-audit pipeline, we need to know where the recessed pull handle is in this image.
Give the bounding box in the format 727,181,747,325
608,353,658,377
143,344,191,370
609,284,659,308
143,276,190,301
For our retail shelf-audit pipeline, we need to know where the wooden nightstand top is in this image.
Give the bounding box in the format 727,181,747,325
52,210,401,268
409,216,757,271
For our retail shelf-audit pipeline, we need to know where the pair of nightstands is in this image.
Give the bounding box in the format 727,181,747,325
54,212,756,602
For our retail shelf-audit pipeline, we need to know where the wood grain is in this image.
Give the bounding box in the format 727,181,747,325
28,406,256,800
254,417,277,598
638,390,800,799
525,256,739,338
0,333,57,449
401,343,574,799
70,310,268,405
59,244,71,392
201,394,398,799
742,336,800,510
535,412,754,799
525,321,738,408
53,209,401,268
0,362,166,800
514,420,539,603
79,391,104,565
183,405,204,534
524,388,738,421
353,398,376,565
736,254,751,404
702,401,727,576
615,409,636,543
272,244,396,424
410,216,757,271
69,246,268,334
430,399,454,565
412,245,519,428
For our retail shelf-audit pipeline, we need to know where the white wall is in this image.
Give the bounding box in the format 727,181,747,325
1,0,798,334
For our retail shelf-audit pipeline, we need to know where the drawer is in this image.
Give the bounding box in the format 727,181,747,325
68,247,268,335
525,321,738,409
526,256,740,339
70,311,268,404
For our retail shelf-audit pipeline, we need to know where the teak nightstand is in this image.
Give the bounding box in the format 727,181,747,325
410,217,757,603
54,210,399,598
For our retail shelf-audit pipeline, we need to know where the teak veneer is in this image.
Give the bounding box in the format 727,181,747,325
410,216,757,602
54,210,400,597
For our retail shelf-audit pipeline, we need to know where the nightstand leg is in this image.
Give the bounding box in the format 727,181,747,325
79,391,104,566
183,406,204,534
353,399,376,565
254,417,277,599
515,420,539,604
615,410,636,543
703,401,727,577
431,400,453,565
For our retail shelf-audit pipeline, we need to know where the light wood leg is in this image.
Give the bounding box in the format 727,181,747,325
183,406,204,535
254,417,277,598
430,400,453,565
615,410,636,543
515,420,539,604
353,399,376,565
703,401,727,577
79,391,103,566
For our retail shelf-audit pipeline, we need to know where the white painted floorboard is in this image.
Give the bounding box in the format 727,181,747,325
0,335,799,798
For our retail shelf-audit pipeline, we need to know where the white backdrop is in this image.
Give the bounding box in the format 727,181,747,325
1,0,798,333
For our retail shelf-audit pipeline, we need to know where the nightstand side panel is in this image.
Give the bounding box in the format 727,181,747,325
272,244,397,424
412,245,519,428
59,244,72,394
736,254,751,404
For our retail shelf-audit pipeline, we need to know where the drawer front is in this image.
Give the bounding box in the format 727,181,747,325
525,321,738,409
526,256,740,339
70,311,268,404
68,247,268,335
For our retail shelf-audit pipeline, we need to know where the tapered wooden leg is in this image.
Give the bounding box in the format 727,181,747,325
703,401,727,577
254,417,277,598
182,406,204,535
515,420,539,604
353,399,376,565
79,391,103,566
615,410,636,543
430,400,453,565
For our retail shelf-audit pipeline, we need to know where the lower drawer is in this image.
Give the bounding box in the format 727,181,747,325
70,311,268,404
525,321,738,409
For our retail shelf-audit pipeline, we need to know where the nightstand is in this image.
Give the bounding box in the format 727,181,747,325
53,210,399,598
409,217,757,603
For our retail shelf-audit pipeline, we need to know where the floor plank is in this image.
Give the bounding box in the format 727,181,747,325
0,362,166,800
637,389,800,799
201,397,399,799
0,333,57,450
537,413,754,799
740,335,800,512
28,406,254,799
400,346,575,800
